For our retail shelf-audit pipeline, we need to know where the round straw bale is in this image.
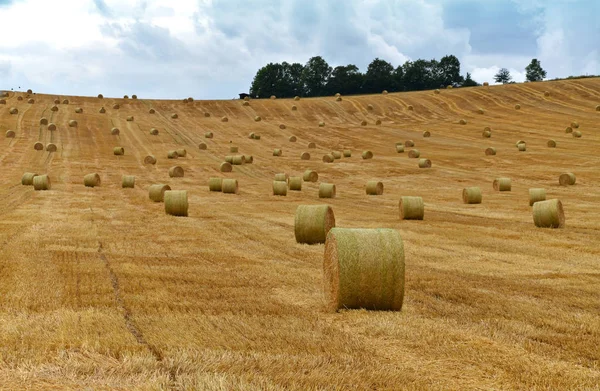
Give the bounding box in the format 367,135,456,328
565,126,572,133
17,96,23,101
221,116,228,122
203,112,210,117
544,91,550,97
308,142,316,149
68,120,77,127
51,105,58,111
477,109,485,114
362,151,373,160
366,181,383,195
167,151,178,159
46,143,57,152
516,140,525,147
301,152,310,160
99,107,106,113
294,96,300,101
230,146,238,153
533,199,564,228
572,131,582,138
319,183,336,198
547,139,556,148
9,107,18,114
39,117,48,125
248,132,255,139
518,143,526,152
382,90,389,94
367,104,374,110
529,188,546,206
98,94,103,99
126,116,134,121
274,173,289,183
289,136,297,142
323,154,334,163
361,120,367,126
571,122,579,129
225,155,233,163
399,196,424,220
332,151,342,160
334,93,341,97
220,162,232,172
434,89,440,94
323,228,404,311
164,190,188,217
245,155,254,164
113,147,124,156
408,149,420,158
242,101,250,106
405,140,414,147
493,178,511,191
294,205,335,244
254,135,261,140
343,150,351,157
273,149,282,157
171,113,178,119
33,175,51,191
84,173,101,187
62,99,69,104
22,172,38,186
483,126,491,132
150,128,159,135
336,97,342,102
273,181,288,196
198,142,207,150
318,121,325,127
303,170,318,182
123,95,129,99
418,158,432,168
5,130,15,138
176,149,186,157
54,99,60,104
222,179,239,194
149,184,170,202
149,108,155,114
232,155,245,165
132,95,138,99
122,175,135,188
27,98,34,104
110,127,120,135
75,108,83,113
144,155,156,165
462,187,482,204
208,178,222,192
279,124,286,130
254,116,262,122
0,99,5,104
291,105,297,111
515,104,521,110
113,104,120,109
34,142,43,151
289,177,302,191
595,105,600,111
559,173,576,186
423,131,431,137
485,147,496,156
483,130,492,138
169,166,184,178
270,95,276,100
396,145,405,153
459,119,467,125
376,119,382,125
205,132,213,138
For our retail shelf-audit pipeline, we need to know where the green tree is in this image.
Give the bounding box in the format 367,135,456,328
461,72,479,87
403,59,440,91
494,68,512,84
301,56,331,97
326,65,363,96
362,58,394,94
250,63,284,98
392,65,404,91
525,59,547,82
282,62,304,97
436,55,463,87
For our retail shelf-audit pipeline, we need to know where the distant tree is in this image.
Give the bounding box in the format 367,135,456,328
437,55,464,87
525,59,547,82
301,56,332,97
403,60,430,91
282,62,304,97
461,72,479,87
494,68,512,84
326,65,363,96
249,63,284,98
392,65,404,91
362,58,395,94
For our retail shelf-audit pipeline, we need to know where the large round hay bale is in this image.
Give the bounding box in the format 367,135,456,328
367,104,374,110
51,105,58,112
399,196,424,220
362,151,373,160
318,121,325,127
84,173,101,187
303,170,318,182
5,130,15,138
62,99,69,104
343,150,351,157
245,155,254,164
572,130,582,138
423,131,431,138
40,117,48,125
294,96,300,101
46,143,57,152
171,113,178,119
289,136,297,142
289,177,302,191
34,142,44,151
144,155,156,164
0,99,5,104
493,178,511,191
167,151,178,159
9,107,18,114
462,187,482,204
565,126,572,133
232,155,245,165
279,124,286,130
254,135,261,140
33,175,51,191
113,147,124,155
176,149,187,157
198,142,207,150
547,139,556,148
75,108,83,113
27,98,34,104
113,104,120,110
149,184,170,202
229,146,238,153
405,140,414,147
205,132,213,138
123,95,129,99
483,82,489,86
408,149,420,158
242,101,250,106
291,105,298,111
48,123,57,131
301,152,310,160
220,162,232,172
270,95,276,100
396,145,405,153
533,199,564,228
332,151,342,160
122,175,135,188
308,142,316,149
477,109,484,115
208,178,222,192
595,105,600,111
376,119,382,125
323,228,404,311
248,132,255,139
169,166,184,178
319,183,336,198
529,188,546,206
544,91,550,97
98,94,103,98
68,120,77,127
273,181,288,196
559,172,576,186
126,116,134,121
221,116,228,122
294,205,335,244
518,143,526,152
366,181,383,195
99,107,106,113
150,128,159,135
485,147,496,156
273,149,282,157
336,97,342,102
434,89,440,94
132,94,138,100
187,97,193,102
483,130,492,138
515,140,525,147
459,119,467,125
222,179,239,194
274,173,289,182
515,104,521,110
571,122,579,129
22,172,38,186
418,158,432,168
334,93,341,97
148,108,155,114
322,154,334,163
254,116,262,122
204,112,210,117
54,99,60,104
164,190,188,217
360,120,367,126
111,127,120,135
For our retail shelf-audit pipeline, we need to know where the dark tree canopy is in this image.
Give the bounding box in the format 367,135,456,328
301,56,332,97
494,68,512,84
326,65,363,96
525,59,547,82
362,58,395,94
462,72,479,87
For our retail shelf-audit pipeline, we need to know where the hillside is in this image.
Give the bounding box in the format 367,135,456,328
0,79,599,390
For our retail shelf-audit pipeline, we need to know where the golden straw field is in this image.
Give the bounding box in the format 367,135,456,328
0,79,599,390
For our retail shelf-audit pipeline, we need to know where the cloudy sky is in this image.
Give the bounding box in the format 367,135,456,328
0,0,598,99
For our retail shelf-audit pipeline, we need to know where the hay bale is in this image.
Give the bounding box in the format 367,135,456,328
308,142,316,149
423,131,431,138
208,178,222,192
17,96,23,101
382,90,389,94
54,99,60,104
322,154,334,163
38,118,48,126
273,181,288,196
46,143,57,152
544,91,550,97
22,172,38,186
343,150,351,157
220,162,232,172
336,97,342,102
222,179,239,194
33,175,51,191
124,95,129,99
361,120,367,126
408,149,420,158
366,181,383,195
291,105,298,111
279,124,286,130
198,142,207,150
518,143,526,152
294,96,300,101
230,146,238,153
132,95,138,100
33,141,44,150
405,140,414,147
294,205,335,244
75,108,83,113
270,95,276,100
301,152,311,160
418,158,432,168
27,98,34,104
242,101,250,106
318,121,325,127
111,127,120,135
459,119,467,125
515,140,525,147
485,147,497,156
164,190,188,217
150,128,159,135
232,155,245,165
533,199,564,228
289,136,297,142
169,166,184,178
51,105,58,111
334,93,341,97
319,183,336,198
84,173,101,187
176,149,187,157
254,135,261,140
571,122,579,129
462,187,482,204
596,105,600,111
167,151,178,159
98,94,103,99
149,184,171,202
221,116,228,122
205,132,213,138
367,104,374,110
0,99,5,104
273,149,282,157
122,175,135,188
477,109,484,114
303,170,318,182
399,196,424,220
62,99,69,104
289,177,302,191
515,104,521,110
68,120,77,127
376,119,382,125
225,156,233,163
99,107,106,113
362,151,373,160
171,113,178,119
204,112,211,117
113,104,120,109
248,132,255,139
447,85,453,89
274,173,289,182
529,188,546,206
246,155,254,164
559,172,576,186
483,130,492,138
572,130,582,138
126,116,134,121
9,107,18,114
434,89,440,94
5,130,15,138
332,151,342,160
547,139,556,148
254,116,261,122
46,123,56,132
144,155,157,165
323,228,404,311
396,145,404,153
493,178,511,191
565,126,572,133
149,108,155,114
113,147,124,156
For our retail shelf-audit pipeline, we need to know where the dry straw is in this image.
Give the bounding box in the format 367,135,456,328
21,172,37,186
547,139,556,148
69,120,77,127
319,183,336,198
149,184,170,202
423,131,431,137
323,228,405,311
27,98,34,104
254,116,262,122
126,116,134,121
222,178,239,194
289,136,297,142
99,107,106,113
408,149,420,158
518,143,526,152
33,175,51,191
246,155,254,164
571,122,579,129
396,145,405,153
34,142,43,151
308,142,316,149
565,126,572,133
459,119,467,125
362,150,373,160
98,94,103,98
367,104,374,110
5,130,15,138
294,204,335,244
149,108,155,114
208,178,222,192
164,190,188,217
462,187,482,204
198,142,207,150
9,107,18,114
301,152,310,160
176,149,187,157
292,105,297,111
529,188,546,206
232,155,245,165
46,143,57,152
144,155,156,164
279,124,286,129
483,130,492,138
319,121,325,127
343,150,351,157
493,178,511,191
361,120,367,126
559,172,576,186
332,151,342,159
205,132,213,138
40,117,48,125
84,173,101,187
572,131,582,138
322,154,334,163
122,175,135,188
168,151,178,159
220,162,232,172
113,147,124,155
169,166,184,178
303,170,318,182
399,196,424,220
405,140,414,147
273,149,282,156
273,181,288,196
533,199,564,228
294,96,300,101
274,173,289,182
515,104,521,110
221,116,228,122
365,181,383,195
289,177,302,191
75,108,83,113
204,112,210,117
51,105,58,112
418,158,432,168
111,127,120,135
150,128,159,135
